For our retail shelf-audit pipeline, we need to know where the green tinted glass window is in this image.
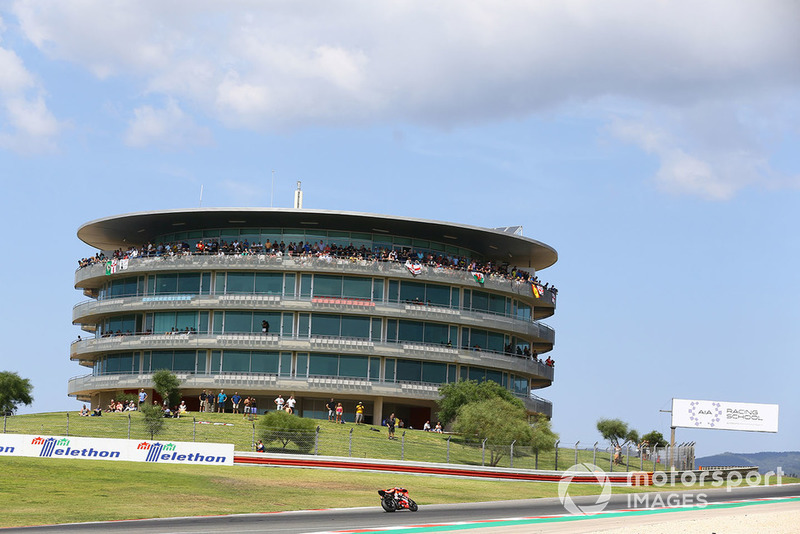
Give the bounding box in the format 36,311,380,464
222,351,250,372
422,362,447,384
468,367,485,382
426,284,450,306
396,359,421,382
309,354,338,375
399,281,425,303
314,275,342,297
397,320,424,342
341,316,369,338
342,276,370,299
311,314,340,336
227,272,254,294
177,273,200,294
423,323,449,344
339,355,368,378
486,369,503,385
173,351,195,371
255,273,283,294
151,351,172,371
369,357,380,381
251,352,279,374
155,274,177,295
224,312,252,333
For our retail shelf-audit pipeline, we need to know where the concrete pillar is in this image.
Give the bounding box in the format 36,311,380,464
373,397,384,426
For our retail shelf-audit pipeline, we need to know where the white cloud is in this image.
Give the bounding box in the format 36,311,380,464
0,29,61,153
9,0,800,195
124,99,212,148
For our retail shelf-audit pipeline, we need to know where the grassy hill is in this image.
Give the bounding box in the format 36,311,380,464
696,451,800,477
3,410,659,472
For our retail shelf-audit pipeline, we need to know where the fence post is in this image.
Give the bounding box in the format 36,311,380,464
252,424,256,451
574,440,580,466
482,438,487,467
640,444,644,471
401,431,406,461
66,412,70,437
609,447,613,472
315,426,320,455
554,440,559,470
127,414,131,440
192,417,196,442
626,445,630,471
593,441,598,466
3,413,6,433
535,450,538,470
510,440,516,468
446,436,451,464
349,427,354,457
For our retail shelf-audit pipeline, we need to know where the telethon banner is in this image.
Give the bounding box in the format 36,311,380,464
0,434,234,465
671,399,779,433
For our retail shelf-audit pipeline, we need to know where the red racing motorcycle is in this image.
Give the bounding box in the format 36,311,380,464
378,487,418,512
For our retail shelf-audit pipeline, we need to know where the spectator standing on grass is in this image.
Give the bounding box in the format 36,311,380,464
355,402,365,425
335,402,344,423
386,412,396,440
326,398,336,421
275,394,285,411
285,395,296,414
243,396,251,418
217,389,227,413
199,390,208,412
250,396,257,416
231,392,242,414
138,389,147,407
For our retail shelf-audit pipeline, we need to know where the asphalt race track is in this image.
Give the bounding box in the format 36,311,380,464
6,483,799,533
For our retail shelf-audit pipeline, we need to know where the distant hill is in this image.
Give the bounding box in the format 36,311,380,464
696,451,800,477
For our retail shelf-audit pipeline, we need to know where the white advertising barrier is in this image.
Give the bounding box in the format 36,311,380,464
0,434,234,465
672,399,779,433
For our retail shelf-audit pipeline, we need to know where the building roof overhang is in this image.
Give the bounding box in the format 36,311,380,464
78,208,557,270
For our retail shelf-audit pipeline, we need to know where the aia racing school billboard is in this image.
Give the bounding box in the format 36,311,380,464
0,434,233,465
672,398,779,433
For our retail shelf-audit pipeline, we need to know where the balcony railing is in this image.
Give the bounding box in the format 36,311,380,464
75,254,557,306
72,294,555,344
70,333,555,381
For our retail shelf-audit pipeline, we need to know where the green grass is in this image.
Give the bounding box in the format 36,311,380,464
8,456,793,528
2,411,665,472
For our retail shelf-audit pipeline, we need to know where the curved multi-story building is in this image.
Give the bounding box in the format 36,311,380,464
69,209,558,428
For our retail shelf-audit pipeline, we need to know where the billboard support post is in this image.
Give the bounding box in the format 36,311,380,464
669,426,675,471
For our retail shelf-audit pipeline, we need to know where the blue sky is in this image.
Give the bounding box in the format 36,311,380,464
0,1,798,457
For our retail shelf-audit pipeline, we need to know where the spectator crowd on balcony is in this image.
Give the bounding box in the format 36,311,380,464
78,238,557,294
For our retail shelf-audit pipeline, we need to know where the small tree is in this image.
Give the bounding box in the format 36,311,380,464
0,371,34,415
530,413,559,454
641,430,668,448
453,398,532,466
597,418,640,449
258,411,316,453
152,369,181,408
141,403,165,439
437,379,524,426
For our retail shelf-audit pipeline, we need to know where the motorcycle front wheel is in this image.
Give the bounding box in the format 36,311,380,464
408,499,418,512
381,497,397,512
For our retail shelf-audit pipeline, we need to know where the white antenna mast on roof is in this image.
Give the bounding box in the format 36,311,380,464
294,181,303,209
270,170,275,207
199,184,203,207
